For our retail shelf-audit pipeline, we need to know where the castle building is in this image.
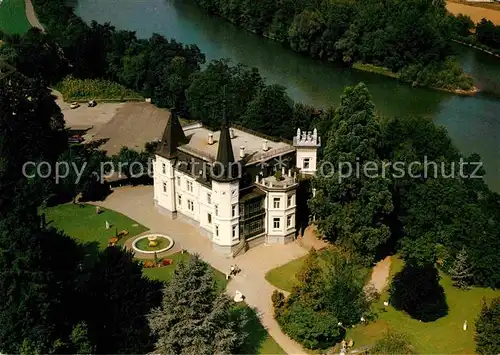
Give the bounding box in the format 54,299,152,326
153,109,320,256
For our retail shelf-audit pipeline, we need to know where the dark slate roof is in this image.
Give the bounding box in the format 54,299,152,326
157,108,188,159
212,107,237,182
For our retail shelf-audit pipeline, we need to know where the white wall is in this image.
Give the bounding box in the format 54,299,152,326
198,185,213,235
154,155,176,213
296,147,318,174
265,190,296,238
212,180,240,247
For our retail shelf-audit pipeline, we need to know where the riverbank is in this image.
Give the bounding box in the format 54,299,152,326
352,62,479,96
189,0,477,96
452,39,500,59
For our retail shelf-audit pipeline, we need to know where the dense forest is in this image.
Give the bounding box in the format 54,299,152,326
193,0,474,91
310,82,500,289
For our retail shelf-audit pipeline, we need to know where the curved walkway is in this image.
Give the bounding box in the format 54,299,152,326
25,0,45,32
91,185,308,354
368,256,392,293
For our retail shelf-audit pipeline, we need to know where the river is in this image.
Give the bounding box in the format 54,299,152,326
76,0,500,191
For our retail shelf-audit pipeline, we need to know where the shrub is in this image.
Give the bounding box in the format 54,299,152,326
371,331,415,354
277,302,341,349
275,249,371,349
162,259,172,266
272,290,285,316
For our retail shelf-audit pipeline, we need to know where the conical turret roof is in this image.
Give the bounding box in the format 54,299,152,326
212,106,237,182
157,108,188,159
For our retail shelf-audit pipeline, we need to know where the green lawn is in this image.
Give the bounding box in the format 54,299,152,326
265,249,369,293
233,303,286,354
143,251,228,292
347,256,500,353
0,0,31,34
265,255,308,292
44,203,282,354
43,203,148,249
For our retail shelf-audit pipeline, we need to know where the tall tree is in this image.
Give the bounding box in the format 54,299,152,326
148,254,247,354
82,247,162,354
274,248,370,349
309,83,393,263
0,206,85,353
241,84,293,137
449,246,473,289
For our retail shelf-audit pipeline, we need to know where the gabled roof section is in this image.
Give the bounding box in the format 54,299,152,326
157,108,188,159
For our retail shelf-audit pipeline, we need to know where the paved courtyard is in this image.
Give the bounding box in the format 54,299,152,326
93,185,308,354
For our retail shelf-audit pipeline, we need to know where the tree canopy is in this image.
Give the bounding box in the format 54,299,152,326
148,254,247,354
310,83,500,288
194,0,474,90
273,249,371,349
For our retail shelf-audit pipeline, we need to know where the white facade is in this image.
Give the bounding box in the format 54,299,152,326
153,125,320,256
293,128,321,175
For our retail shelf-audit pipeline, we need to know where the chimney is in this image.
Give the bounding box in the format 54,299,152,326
208,133,214,145
230,128,235,139
262,140,269,151
239,146,245,159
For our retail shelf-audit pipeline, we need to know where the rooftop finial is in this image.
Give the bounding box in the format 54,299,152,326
222,85,228,126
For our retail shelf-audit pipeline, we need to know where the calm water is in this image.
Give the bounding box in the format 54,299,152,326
76,0,500,190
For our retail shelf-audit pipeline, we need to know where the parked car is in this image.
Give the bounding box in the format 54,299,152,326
88,100,97,107
70,102,80,109
68,134,84,144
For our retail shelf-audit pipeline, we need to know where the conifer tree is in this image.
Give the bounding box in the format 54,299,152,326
449,246,473,289
475,297,500,354
148,254,247,354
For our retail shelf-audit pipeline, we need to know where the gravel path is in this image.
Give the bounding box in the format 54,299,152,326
368,256,392,293
91,185,308,354
25,0,45,32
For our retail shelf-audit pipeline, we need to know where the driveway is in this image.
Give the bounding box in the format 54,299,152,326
92,185,308,354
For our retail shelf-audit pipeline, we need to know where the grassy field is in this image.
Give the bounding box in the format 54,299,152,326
43,203,148,249
347,257,500,353
0,0,31,34
265,254,308,292
447,0,500,25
